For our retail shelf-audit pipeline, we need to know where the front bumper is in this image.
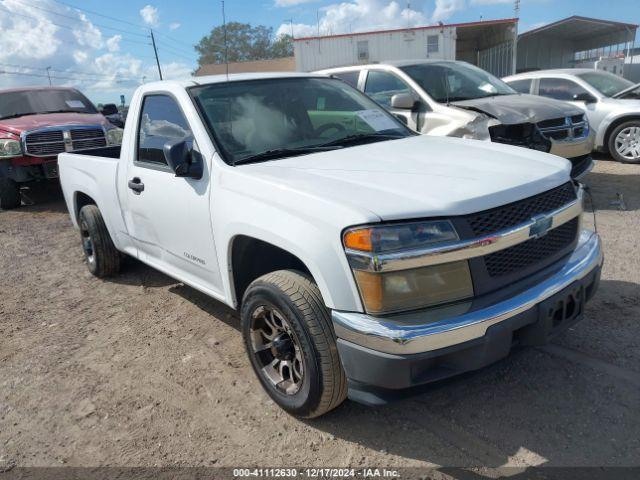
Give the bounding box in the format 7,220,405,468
548,129,595,160
332,230,603,404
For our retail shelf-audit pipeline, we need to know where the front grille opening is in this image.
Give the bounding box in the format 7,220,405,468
466,182,577,237
484,218,579,278
537,118,566,129
489,123,551,152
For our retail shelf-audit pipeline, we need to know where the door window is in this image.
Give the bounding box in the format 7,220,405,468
137,94,192,166
508,78,532,94
333,71,360,88
357,41,369,61
364,70,413,107
538,78,588,101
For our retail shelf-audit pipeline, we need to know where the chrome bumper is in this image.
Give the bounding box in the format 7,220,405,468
548,130,595,160
333,230,603,355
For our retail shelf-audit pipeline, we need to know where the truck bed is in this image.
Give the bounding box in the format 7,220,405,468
58,148,129,253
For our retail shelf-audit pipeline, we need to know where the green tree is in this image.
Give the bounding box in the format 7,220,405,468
195,23,293,66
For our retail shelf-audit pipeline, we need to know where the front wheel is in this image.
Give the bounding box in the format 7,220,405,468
609,120,640,163
241,270,347,418
0,177,21,210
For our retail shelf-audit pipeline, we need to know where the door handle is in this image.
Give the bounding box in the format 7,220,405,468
128,177,145,194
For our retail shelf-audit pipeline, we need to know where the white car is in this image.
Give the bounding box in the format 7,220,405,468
318,61,595,179
58,72,602,417
504,69,640,163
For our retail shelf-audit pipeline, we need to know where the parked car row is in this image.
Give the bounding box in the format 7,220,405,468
0,87,124,209
319,60,600,178
57,72,602,418
504,69,640,163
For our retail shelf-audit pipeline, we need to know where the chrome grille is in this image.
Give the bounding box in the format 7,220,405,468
73,138,107,150
70,128,104,140
23,126,106,157
484,218,579,277
537,115,588,141
465,182,577,237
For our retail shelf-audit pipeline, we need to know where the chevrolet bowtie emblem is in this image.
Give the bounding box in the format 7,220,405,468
529,214,553,239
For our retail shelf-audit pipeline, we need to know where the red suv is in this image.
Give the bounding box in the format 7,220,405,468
0,86,123,209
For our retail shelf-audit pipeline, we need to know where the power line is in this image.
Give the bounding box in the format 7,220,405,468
154,38,195,57
0,6,149,46
49,0,196,50
0,62,139,82
11,0,150,39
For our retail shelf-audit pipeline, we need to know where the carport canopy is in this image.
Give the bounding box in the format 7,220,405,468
517,16,638,72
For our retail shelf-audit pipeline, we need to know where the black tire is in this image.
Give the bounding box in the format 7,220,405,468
0,177,21,210
241,270,347,418
608,120,640,164
78,205,121,277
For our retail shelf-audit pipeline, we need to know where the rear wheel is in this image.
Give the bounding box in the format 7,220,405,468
241,270,347,418
609,120,640,163
78,205,121,277
0,177,21,210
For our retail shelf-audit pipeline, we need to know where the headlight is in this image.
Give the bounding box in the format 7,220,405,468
344,220,459,253
106,128,124,145
0,138,22,158
343,221,474,315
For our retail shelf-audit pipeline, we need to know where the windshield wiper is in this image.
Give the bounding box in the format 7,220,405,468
234,145,343,165
313,132,406,148
36,109,82,115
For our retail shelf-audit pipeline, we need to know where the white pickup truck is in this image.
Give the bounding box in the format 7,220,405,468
59,72,603,418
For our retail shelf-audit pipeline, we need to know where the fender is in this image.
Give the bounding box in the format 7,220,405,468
595,112,640,149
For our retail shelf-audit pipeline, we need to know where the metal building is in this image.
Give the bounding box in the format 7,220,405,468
517,16,638,77
294,18,518,78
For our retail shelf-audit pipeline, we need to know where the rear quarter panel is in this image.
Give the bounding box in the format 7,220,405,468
58,152,129,252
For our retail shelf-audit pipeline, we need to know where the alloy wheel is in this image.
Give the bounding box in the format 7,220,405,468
248,304,304,395
614,126,640,161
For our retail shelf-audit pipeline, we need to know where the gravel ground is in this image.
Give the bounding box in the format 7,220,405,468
0,158,639,473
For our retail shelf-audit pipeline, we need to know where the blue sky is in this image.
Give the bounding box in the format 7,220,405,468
1,0,639,104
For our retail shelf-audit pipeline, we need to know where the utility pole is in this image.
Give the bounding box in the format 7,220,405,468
150,29,163,80
46,66,52,86
222,1,229,79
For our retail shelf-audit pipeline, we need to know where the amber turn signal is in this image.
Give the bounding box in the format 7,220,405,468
343,228,373,252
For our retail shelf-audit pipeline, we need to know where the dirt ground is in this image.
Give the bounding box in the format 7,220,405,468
1,157,639,474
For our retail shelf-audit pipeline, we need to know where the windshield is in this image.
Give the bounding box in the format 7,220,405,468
400,62,516,103
577,71,636,97
0,89,98,120
190,77,411,165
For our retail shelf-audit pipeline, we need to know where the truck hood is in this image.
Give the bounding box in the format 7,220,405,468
452,94,583,125
0,112,109,136
240,135,570,222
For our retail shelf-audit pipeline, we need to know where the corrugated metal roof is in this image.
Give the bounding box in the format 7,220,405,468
519,16,638,40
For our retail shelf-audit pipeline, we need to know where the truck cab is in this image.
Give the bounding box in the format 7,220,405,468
0,86,123,209
58,73,602,417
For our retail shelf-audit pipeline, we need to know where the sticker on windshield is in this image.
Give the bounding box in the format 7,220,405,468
355,109,398,131
65,100,85,109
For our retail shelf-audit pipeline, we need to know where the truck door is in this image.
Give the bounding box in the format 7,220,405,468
123,93,224,296
362,70,420,131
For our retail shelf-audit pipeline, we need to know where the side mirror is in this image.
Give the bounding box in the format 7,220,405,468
390,93,416,110
163,138,203,180
101,103,119,116
573,92,597,104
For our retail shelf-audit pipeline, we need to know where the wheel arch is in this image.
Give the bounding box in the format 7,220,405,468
229,234,314,307
73,191,97,222
601,114,640,151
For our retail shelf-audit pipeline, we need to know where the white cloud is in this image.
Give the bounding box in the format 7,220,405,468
0,0,192,104
431,0,465,22
168,22,181,31
274,0,317,6
106,35,122,52
140,5,159,27
277,0,433,38
469,0,511,4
